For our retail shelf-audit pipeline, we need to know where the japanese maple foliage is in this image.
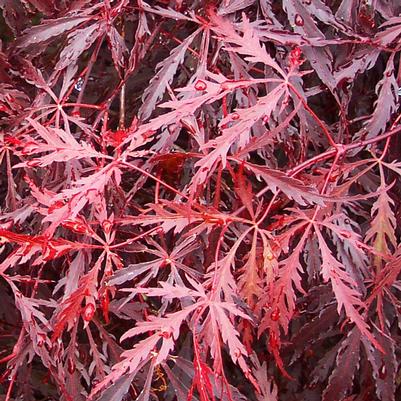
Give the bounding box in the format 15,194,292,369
1,0,401,400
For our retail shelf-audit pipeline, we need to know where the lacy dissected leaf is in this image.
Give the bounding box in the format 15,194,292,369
367,245,401,320
91,303,198,399
139,28,201,120
333,47,380,87
356,55,398,141
51,267,99,340
121,200,233,235
2,1,401,400
283,0,337,92
109,259,165,286
0,0,27,35
56,22,105,70
15,118,104,166
375,16,401,46
210,13,286,77
315,228,381,350
264,235,307,334
218,0,256,15
0,83,30,113
0,228,77,274
142,3,195,22
25,0,54,15
288,304,338,363
251,357,278,401
90,336,159,400
362,328,397,401
245,162,324,206
107,25,129,70
15,16,89,50
209,302,250,372
300,0,350,32
365,187,396,258
42,164,120,234
109,236,200,286
322,328,361,401
92,372,136,401
238,231,262,306
201,82,286,167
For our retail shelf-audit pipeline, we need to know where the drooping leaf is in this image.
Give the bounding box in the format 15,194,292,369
15,16,89,50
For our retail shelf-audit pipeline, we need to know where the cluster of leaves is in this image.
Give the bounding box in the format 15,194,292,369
1,0,401,400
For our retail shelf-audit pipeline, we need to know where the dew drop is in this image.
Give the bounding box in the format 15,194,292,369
102,219,112,234
262,115,269,124
231,112,240,120
83,303,95,322
294,14,304,26
194,80,207,91
74,78,84,92
344,218,351,224
271,307,280,321
303,0,311,4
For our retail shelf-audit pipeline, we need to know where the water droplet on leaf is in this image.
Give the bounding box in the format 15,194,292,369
102,220,112,234
194,80,207,91
74,78,84,92
271,307,280,321
294,14,304,26
83,303,95,322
